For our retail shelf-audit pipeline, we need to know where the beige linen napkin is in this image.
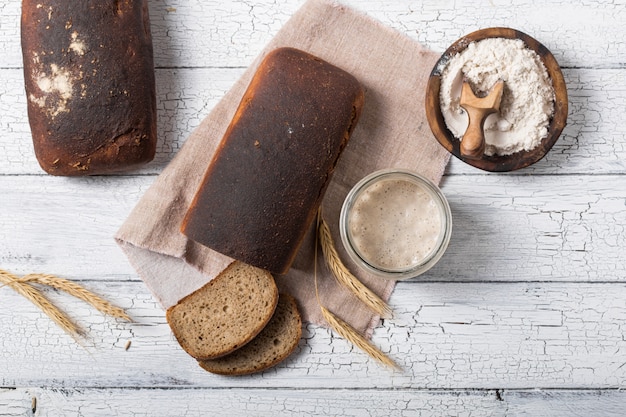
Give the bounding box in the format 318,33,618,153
115,0,449,337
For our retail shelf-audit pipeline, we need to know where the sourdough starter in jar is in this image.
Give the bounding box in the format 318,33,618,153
340,169,451,280
349,178,441,270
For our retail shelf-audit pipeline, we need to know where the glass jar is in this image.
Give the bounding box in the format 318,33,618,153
339,169,452,280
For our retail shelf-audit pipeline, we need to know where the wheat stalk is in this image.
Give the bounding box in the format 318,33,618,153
0,269,81,336
319,305,400,370
1,269,132,338
18,273,131,321
317,211,393,319
313,213,399,370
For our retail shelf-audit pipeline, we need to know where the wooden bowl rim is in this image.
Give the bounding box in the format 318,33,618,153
425,27,568,172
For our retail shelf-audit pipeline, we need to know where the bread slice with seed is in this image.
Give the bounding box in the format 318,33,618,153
198,293,302,375
166,261,278,360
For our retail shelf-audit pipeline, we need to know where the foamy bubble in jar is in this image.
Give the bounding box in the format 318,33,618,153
340,169,452,281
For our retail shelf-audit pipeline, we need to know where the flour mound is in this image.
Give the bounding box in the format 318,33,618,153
439,38,555,156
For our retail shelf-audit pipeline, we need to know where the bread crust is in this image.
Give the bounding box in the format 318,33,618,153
21,0,156,175
181,47,364,274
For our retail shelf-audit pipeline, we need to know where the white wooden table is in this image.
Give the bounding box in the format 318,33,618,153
2,1,626,415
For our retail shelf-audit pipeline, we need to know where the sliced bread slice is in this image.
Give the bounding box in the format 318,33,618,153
166,261,278,360
198,293,302,375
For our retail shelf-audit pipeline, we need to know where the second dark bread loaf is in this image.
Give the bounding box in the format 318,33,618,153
181,47,364,274
21,0,156,175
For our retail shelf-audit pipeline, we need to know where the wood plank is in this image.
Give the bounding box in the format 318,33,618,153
436,174,626,282
3,387,624,417
2,280,625,389
1,174,624,282
2,66,626,176
0,388,502,417
2,1,625,69
0,176,147,279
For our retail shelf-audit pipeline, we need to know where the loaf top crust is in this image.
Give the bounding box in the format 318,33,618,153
181,47,365,274
21,0,156,175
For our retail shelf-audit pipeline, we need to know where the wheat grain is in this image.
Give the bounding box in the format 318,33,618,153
318,214,393,319
319,305,400,370
19,273,131,321
0,269,81,336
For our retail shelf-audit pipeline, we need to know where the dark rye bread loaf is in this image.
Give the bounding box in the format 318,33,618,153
21,0,156,176
198,293,302,376
181,47,365,274
166,261,279,360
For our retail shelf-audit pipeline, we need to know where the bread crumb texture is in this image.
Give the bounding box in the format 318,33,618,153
166,261,279,360
198,293,302,375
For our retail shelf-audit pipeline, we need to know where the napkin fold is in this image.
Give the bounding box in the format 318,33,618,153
115,0,449,337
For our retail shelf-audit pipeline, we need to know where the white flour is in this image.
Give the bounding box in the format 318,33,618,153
439,38,555,156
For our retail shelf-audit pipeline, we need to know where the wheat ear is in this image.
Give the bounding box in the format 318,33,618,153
318,212,393,319
313,213,399,370
0,269,81,336
319,305,400,370
19,273,131,321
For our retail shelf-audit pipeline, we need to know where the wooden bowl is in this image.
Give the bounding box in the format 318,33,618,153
425,27,568,172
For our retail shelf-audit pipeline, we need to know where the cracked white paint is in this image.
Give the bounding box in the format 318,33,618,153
2,0,626,415
5,387,625,416
4,0,625,69
2,279,626,393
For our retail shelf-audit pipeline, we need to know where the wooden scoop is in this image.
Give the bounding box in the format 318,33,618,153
459,80,504,159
